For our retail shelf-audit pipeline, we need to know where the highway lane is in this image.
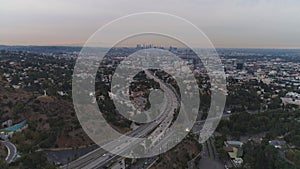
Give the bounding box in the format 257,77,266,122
1,141,17,164
61,123,152,169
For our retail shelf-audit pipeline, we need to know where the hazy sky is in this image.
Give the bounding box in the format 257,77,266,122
1,0,300,48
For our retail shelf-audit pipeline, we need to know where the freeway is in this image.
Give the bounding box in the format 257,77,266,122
144,70,178,147
62,70,179,169
80,70,179,169
1,140,17,164
150,112,234,155
63,95,231,168
61,123,152,169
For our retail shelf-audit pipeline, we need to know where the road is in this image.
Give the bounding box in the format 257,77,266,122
1,141,17,164
192,113,232,135
192,114,235,169
198,159,225,169
195,136,224,169
130,157,158,169
62,70,179,169
61,123,152,169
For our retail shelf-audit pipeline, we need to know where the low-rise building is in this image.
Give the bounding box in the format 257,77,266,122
223,141,244,167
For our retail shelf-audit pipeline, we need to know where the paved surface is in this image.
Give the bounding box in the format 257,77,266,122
198,159,224,169
130,157,158,169
61,113,231,168
61,124,152,169
44,144,99,165
1,141,17,164
195,130,226,169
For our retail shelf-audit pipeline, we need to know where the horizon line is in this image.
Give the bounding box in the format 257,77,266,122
1,44,300,50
